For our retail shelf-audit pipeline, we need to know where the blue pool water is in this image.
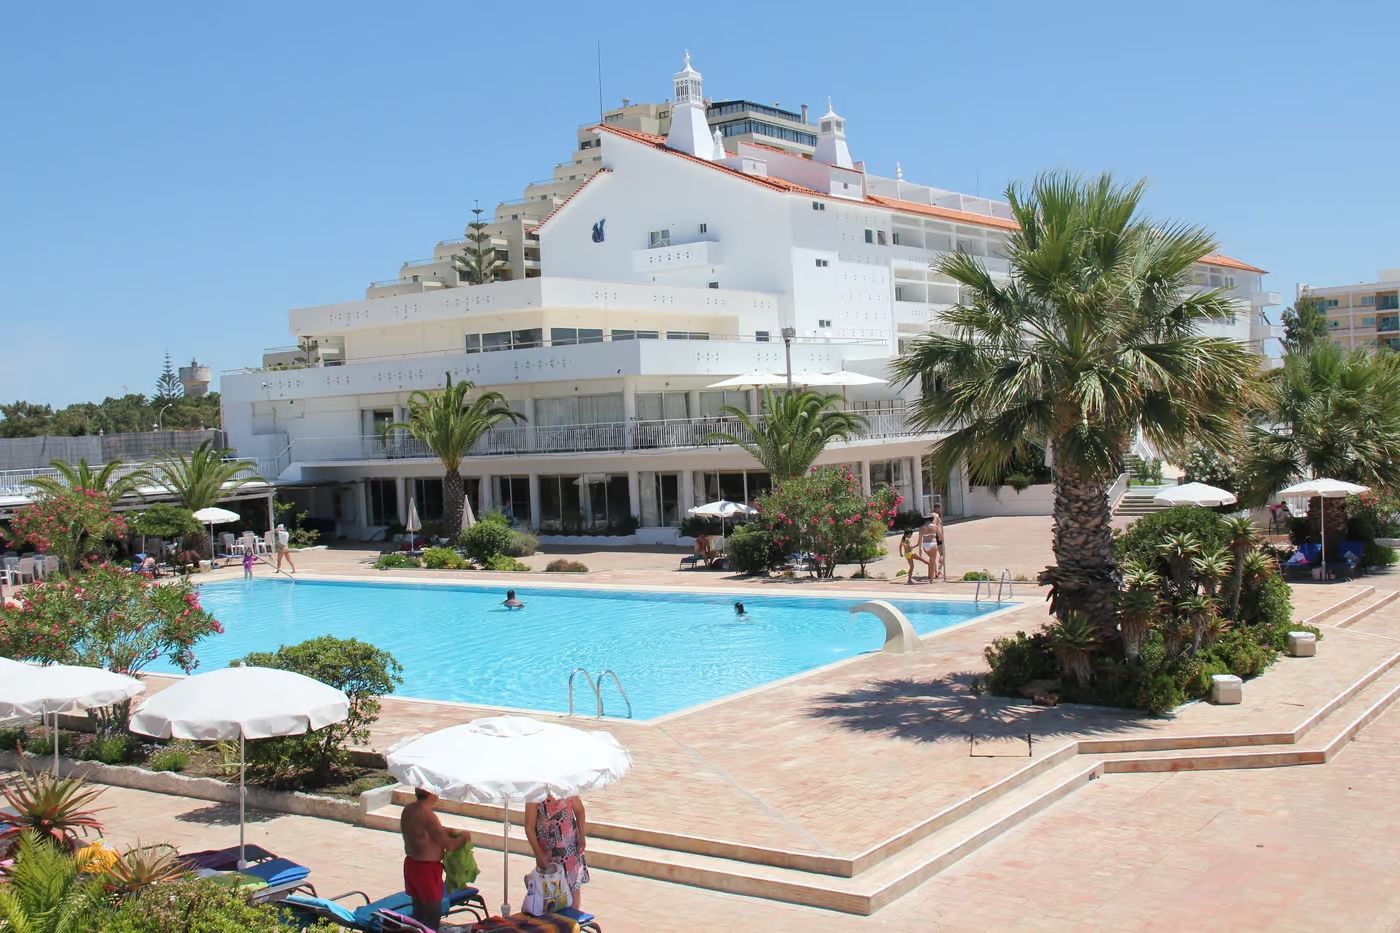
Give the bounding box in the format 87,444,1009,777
159,579,1004,719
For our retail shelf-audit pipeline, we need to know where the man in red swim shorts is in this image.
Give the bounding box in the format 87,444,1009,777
401,787,470,929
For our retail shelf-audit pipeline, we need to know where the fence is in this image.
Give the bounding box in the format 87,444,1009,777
0,430,224,472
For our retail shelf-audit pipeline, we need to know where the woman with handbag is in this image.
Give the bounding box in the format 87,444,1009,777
524,795,589,909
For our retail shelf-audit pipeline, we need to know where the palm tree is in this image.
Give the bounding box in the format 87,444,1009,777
150,440,261,512
391,374,525,531
1238,342,1400,555
892,172,1260,635
1048,611,1100,687
24,458,152,504
705,389,867,483
1221,515,1258,619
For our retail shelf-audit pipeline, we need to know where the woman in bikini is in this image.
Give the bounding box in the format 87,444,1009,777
918,514,941,584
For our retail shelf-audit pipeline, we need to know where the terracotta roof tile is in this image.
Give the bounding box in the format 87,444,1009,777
866,194,1019,231
532,168,613,232
1199,254,1267,274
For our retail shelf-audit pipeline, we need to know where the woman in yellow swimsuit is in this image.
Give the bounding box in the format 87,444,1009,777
900,530,930,584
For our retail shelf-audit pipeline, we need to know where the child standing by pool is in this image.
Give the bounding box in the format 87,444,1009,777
242,551,255,579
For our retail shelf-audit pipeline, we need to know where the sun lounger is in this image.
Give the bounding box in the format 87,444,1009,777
678,553,703,569
282,885,487,930
467,911,600,933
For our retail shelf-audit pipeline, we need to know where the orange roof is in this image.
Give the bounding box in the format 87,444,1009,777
532,168,613,232
582,125,1267,272
1200,254,1267,274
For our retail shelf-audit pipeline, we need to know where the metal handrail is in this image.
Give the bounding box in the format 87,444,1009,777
596,670,632,719
996,569,1013,602
973,569,991,603
567,668,599,718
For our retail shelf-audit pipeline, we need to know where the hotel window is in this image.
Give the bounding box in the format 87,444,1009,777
639,472,682,527
534,393,624,427
1362,296,1377,306
494,476,531,526
755,330,771,342
550,327,603,346
864,229,874,244
870,458,914,507
708,281,719,288
611,329,659,341
693,470,771,506
366,478,398,527
877,230,887,246
636,391,689,421
1325,299,1340,308
892,232,902,246
894,286,904,302
815,258,829,268
1363,317,1377,327
818,319,832,328
464,334,481,353
666,331,709,340
698,223,708,234
811,201,826,211
538,473,631,532
698,390,749,417
648,229,671,248
410,478,445,522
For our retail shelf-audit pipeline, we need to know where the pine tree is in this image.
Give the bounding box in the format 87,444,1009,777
155,351,184,400
452,203,505,285
1280,288,1329,356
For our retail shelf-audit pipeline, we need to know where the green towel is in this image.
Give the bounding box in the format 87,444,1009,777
444,838,480,888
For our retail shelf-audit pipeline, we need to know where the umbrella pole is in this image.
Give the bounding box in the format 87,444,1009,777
1320,496,1327,582
51,711,58,776
238,733,248,869
502,800,511,916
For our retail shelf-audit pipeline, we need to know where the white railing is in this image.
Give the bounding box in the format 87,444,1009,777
287,409,927,465
1107,472,1130,511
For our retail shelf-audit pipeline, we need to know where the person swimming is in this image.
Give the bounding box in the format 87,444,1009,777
734,602,746,616
503,589,524,609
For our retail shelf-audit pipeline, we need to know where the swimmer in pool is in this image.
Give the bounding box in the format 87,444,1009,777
734,602,746,616
503,589,524,609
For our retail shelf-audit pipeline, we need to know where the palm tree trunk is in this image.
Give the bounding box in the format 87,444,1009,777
443,469,465,536
1038,465,1119,638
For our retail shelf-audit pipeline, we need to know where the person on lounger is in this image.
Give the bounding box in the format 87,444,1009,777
694,533,714,564
401,787,470,930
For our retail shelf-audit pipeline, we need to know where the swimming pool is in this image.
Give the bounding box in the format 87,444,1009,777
160,579,1007,719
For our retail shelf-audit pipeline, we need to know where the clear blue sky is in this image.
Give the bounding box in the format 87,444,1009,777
3,0,1396,408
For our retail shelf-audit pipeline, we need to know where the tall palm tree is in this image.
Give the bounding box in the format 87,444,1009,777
390,374,524,531
892,172,1260,635
24,458,152,504
1238,342,1400,553
705,389,867,483
150,440,261,512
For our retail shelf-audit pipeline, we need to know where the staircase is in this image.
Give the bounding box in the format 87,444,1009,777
1114,487,1171,518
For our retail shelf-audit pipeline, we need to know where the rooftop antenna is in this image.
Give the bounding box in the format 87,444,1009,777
595,40,604,121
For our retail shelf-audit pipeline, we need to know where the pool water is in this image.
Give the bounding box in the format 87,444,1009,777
161,579,1004,719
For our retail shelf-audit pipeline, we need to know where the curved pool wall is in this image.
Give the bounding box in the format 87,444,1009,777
157,579,1010,720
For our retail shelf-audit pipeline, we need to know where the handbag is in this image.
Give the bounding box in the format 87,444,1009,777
521,864,569,916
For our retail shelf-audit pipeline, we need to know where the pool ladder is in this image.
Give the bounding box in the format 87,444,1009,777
567,667,633,719
974,569,1014,603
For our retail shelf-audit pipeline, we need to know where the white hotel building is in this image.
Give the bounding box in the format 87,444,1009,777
221,55,1279,542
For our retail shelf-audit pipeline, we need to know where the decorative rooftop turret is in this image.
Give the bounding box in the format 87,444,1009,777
812,97,853,169
664,51,715,160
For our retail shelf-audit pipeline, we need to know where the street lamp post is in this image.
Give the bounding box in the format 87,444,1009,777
780,326,796,392
157,403,173,432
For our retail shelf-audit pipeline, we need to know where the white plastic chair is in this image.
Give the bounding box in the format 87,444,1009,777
261,531,276,555
221,533,242,556
15,558,37,584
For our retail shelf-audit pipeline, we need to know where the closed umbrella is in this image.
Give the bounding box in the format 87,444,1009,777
1277,478,1370,579
405,498,422,550
0,661,146,773
1153,482,1238,508
687,499,758,537
462,491,477,533
387,716,631,916
129,667,349,867
193,506,241,563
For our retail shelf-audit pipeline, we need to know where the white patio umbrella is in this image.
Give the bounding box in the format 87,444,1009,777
705,372,786,389
387,716,631,916
129,666,350,867
193,506,241,562
687,499,758,536
1153,482,1238,508
814,371,887,387
405,497,422,549
1277,478,1370,579
0,661,146,773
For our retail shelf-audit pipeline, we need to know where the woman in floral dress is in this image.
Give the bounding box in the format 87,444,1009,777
524,795,590,908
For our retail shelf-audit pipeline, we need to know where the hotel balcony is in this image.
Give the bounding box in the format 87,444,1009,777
265,408,924,480
631,238,721,273
1377,317,1400,334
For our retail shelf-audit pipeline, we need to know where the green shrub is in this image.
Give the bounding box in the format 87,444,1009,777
726,524,783,576
1115,507,1231,568
962,570,991,581
25,733,74,757
0,726,27,751
461,520,514,565
502,530,539,557
347,774,396,797
1003,471,1035,492
148,745,191,773
81,733,141,765
235,637,403,787
544,559,588,573
421,546,467,570
100,877,340,932
484,554,529,572
373,552,420,570
983,630,1056,695
1239,572,1293,628
1364,542,1398,567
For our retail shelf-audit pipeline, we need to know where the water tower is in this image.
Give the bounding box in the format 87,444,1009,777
179,359,212,397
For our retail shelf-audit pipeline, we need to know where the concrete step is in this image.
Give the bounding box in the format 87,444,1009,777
365,757,1102,916
1336,590,1400,628
1095,662,1400,774
1303,585,1375,625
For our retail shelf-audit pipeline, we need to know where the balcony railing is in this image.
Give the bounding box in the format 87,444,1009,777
285,409,926,467
1378,318,1400,333
0,459,266,500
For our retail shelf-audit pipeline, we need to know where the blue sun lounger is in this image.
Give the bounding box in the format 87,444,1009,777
281,885,487,930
